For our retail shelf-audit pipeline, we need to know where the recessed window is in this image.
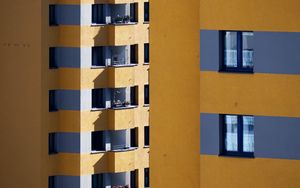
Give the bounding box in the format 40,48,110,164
144,43,149,64
92,131,105,152
49,133,58,154
144,2,149,22
92,47,105,67
221,115,254,157
92,88,105,109
130,128,138,148
221,31,254,72
48,176,56,188
144,126,149,147
92,173,104,188
49,5,57,26
49,90,58,112
130,170,138,188
92,4,105,24
144,168,150,188
130,3,138,23
144,85,149,105
130,44,138,64
49,47,57,69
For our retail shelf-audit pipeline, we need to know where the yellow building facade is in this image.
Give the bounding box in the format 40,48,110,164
151,0,300,188
0,0,149,188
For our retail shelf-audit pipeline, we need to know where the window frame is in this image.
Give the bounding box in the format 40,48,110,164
144,43,149,64
220,114,254,158
144,2,149,23
219,31,254,73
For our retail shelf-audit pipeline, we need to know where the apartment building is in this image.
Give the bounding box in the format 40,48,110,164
151,0,300,188
0,0,149,188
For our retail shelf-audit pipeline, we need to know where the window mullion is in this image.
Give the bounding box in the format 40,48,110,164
238,115,243,153
237,32,243,68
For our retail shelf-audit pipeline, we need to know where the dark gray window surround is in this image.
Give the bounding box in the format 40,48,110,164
200,113,300,160
200,30,300,75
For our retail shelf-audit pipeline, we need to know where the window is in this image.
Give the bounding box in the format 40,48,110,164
144,168,150,187
92,47,105,67
49,90,57,112
144,43,149,64
92,173,104,188
130,86,138,106
144,126,149,147
144,2,149,22
92,131,105,152
49,47,57,69
49,133,57,154
130,44,138,64
48,176,56,188
92,88,105,109
92,4,105,24
144,85,149,105
130,170,137,188
130,128,138,147
221,115,254,157
221,31,254,72
49,5,57,26
130,3,138,22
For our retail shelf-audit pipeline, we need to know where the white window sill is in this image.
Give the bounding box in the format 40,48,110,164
91,108,106,111
111,105,138,110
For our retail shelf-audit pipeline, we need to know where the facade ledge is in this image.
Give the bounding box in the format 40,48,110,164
111,105,137,110
91,108,106,111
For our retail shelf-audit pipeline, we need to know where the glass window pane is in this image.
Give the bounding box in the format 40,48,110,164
225,115,238,151
243,116,254,152
242,32,254,68
224,32,238,68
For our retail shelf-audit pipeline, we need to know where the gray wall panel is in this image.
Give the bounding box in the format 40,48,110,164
55,5,81,25
255,116,300,160
200,113,220,155
55,47,81,68
57,133,81,153
200,113,300,160
200,30,220,71
200,30,300,74
254,32,300,75
56,90,81,111
55,176,80,188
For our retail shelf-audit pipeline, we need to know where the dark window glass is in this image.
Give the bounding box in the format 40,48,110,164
49,5,57,26
130,128,138,147
49,90,57,112
144,2,149,22
92,89,105,109
130,3,138,22
144,126,149,146
144,43,149,63
130,170,137,188
92,4,105,24
92,173,104,188
144,168,150,187
48,176,56,188
144,85,149,105
130,44,138,64
92,47,105,67
92,131,105,151
49,47,57,69
221,31,253,72
221,115,254,157
49,133,57,154
130,86,138,105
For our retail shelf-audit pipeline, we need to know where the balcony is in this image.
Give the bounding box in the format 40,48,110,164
108,107,136,130
92,4,137,26
92,170,137,188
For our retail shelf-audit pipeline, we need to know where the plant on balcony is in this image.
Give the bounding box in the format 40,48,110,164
123,101,130,106
123,15,131,23
114,15,123,23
